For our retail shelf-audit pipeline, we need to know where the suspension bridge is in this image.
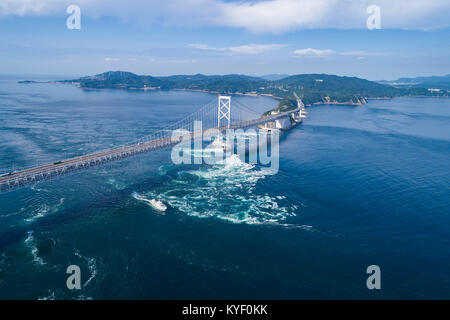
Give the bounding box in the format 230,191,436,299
0,96,305,193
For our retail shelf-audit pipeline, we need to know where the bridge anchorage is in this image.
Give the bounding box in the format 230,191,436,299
0,95,305,194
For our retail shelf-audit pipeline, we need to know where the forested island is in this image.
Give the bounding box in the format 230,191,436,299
23,71,450,107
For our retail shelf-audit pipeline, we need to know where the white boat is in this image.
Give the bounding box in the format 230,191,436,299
147,199,167,212
132,192,167,212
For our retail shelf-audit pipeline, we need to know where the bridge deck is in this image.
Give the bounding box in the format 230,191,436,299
0,108,299,193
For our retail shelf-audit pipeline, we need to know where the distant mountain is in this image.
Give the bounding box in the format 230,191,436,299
274,74,401,104
157,74,267,93
61,71,164,89
55,71,448,106
260,74,291,81
381,74,450,90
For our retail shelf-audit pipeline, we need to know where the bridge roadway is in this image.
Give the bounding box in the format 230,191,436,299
0,108,299,193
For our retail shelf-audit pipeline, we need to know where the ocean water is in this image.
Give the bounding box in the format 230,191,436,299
0,75,449,299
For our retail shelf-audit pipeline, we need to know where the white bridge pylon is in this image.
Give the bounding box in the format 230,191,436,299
218,95,231,128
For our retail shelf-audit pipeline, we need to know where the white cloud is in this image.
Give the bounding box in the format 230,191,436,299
219,0,333,33
292,48,388,57
1,0,450,32
293,48,334,56
104,57,120,61
190,43,286,54
189,44,225,51
0,0,61,16
229,44,286,54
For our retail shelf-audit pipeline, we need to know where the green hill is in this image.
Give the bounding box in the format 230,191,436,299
57,71,448,105
381,74,450,90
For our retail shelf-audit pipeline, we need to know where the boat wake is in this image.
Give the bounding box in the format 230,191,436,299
136,154,298,225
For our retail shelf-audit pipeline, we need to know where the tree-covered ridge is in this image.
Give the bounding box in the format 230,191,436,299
381,74,450,90
59,71,448,105
263,98,297,116
161,74,268,93
67,71,164,89
273,74,397,104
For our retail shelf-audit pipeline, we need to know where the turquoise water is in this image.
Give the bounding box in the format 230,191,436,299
0,75,449,299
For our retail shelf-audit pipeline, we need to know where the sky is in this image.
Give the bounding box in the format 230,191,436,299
1,0,450,80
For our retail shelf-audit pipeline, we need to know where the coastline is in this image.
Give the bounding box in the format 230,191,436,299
20,79,450,108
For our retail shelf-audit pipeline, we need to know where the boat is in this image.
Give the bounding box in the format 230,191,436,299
132,192,167,212
147,199,167,212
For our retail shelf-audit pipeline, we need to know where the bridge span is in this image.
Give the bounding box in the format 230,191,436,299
0,96,302,193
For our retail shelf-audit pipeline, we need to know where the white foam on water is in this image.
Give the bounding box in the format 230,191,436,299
0,206,26,219
24,197,65,223
38,290,57,300
158,164,174,175
83,257,98,287
106,178,126,190
141,154,298,226
24,231,45,266
31,185,48,192
74,249,99,288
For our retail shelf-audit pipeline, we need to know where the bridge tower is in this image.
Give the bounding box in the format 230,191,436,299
218,95,231,128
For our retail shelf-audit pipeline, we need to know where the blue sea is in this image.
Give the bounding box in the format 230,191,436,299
0,75,449,299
